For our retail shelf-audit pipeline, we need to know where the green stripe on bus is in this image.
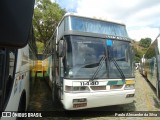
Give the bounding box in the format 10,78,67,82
107,80,125,85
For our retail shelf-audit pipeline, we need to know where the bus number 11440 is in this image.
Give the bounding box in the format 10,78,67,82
80,81,99,86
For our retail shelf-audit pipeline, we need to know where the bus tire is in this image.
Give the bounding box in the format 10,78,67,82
144,71,147,78
17,91,26,120
52,81,58,105
18,91,26,112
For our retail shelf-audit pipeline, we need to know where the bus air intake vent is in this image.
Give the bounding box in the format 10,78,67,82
90,86,106,90
110,85,123,89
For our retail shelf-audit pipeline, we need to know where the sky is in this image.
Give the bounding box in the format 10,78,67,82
53,0,160,41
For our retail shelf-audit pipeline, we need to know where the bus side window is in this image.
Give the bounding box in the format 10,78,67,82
5,50,16,101
0,49,4,110
58,39,67,80
9,51,15,76
56,40,63,76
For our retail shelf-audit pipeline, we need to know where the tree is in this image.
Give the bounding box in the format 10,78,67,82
132,40,148,63
139,38,151,48
33,0,66,49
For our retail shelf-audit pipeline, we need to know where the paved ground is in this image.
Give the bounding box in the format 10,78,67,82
25,70,160,120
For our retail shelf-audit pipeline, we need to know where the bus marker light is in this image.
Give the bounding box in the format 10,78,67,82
73,98,87,103
126,94,135,98
125,80,135,84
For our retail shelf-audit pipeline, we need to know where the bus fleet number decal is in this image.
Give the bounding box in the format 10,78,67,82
80,81,99,86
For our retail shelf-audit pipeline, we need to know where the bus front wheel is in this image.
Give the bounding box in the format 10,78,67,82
17,91,26,120
52,81,58,105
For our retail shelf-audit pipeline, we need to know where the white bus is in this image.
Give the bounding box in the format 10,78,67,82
43,13,135,110
143,34,160,98
0,0,36,119
0,28,37,119
139,54,145,75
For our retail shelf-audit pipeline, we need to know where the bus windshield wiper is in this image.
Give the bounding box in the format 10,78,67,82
89,56,107,81
82,62,100,68
110,58,125,80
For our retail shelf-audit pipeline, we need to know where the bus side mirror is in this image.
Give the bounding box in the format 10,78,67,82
0,0,35,48
58,40,66,57
142,54,145,63
131,49,135,60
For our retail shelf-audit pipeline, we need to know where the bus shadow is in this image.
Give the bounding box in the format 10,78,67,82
140,75,160,109
64,102,136,118
153,97,160,109
27,74,137,119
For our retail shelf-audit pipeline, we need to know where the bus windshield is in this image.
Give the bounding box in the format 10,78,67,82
107,40,133,78
65,36,133,79
64,16,128,37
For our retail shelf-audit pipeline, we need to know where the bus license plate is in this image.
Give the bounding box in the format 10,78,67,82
73,103,87,108
80,81,99,86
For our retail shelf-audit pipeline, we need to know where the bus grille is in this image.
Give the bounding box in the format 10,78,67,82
90,85,123,91
110,85,123,89
90,86,106,90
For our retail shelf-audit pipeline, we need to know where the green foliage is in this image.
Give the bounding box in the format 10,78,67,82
133,37,152,62
139,38,151,48
133,46,140,62
33,0,66,49
36,41,44,53
145,47,155,59
145,41,156,59
132,40,148,63
134,56,141,63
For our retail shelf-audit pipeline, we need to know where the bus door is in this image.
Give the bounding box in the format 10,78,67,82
56,39,66,100
0,49,6,112
0,49,16,112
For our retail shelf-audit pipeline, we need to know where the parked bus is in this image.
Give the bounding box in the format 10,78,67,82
0,27,37,117
36,54,45,73
0,0,35,119
143,34,160,98
43,13,135,110
139,54,145,75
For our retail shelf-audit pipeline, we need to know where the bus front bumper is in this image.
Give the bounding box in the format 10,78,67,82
62,90,135,110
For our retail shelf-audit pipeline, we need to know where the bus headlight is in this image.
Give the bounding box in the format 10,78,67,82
124,84,135,90
73,98,87,103
65,86,90,92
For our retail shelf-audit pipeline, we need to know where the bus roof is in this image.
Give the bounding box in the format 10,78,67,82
54,12,130,42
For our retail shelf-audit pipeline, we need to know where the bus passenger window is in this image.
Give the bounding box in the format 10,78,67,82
9,51,15,76
5,50,16,101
